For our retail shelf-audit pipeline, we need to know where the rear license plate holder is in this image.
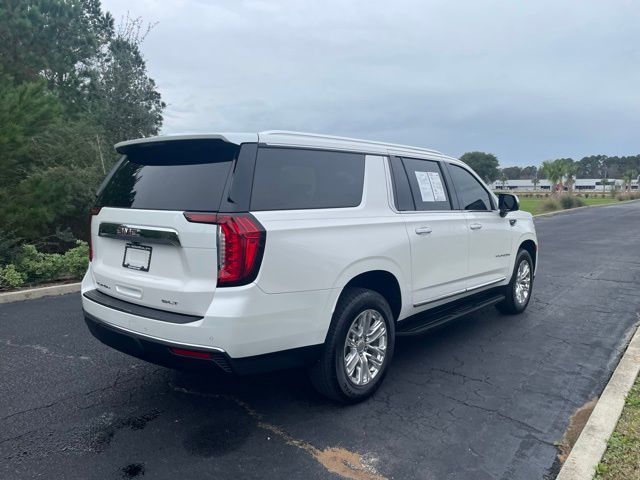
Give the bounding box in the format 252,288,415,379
122,243,152,272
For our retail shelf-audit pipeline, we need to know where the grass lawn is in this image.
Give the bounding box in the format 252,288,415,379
595,374,640,479
516,196,618,215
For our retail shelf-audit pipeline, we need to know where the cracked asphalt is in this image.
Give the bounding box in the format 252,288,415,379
2,201,640,480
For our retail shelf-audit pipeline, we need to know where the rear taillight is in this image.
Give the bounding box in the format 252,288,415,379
184,212,266,287
88,207,101,262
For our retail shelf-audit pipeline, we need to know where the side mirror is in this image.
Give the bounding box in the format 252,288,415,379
498,193,519,217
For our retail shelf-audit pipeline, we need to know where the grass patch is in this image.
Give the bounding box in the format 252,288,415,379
595,375,640,479
516,196,618,215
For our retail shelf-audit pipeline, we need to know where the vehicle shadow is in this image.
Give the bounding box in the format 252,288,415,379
168,307,505,407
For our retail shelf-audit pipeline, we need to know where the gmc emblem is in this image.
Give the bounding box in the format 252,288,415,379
117,226,141,237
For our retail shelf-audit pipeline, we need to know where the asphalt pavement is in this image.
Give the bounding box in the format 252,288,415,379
2,201,639,480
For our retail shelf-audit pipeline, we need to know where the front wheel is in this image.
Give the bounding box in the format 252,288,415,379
309,288,395,403
496,249,534,314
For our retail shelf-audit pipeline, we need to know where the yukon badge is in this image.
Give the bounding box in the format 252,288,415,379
117,226,141,237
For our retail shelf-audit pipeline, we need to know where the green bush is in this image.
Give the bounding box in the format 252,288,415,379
559,195,585,209
540,199,560,212
0,264,27,289
61,241,90,278
0,241,88,290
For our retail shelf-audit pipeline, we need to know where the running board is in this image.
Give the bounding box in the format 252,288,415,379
397,291,506,337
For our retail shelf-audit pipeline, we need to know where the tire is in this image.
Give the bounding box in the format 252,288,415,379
496,249,534,314
309,287,395,403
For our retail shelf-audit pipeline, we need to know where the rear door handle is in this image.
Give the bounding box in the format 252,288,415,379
415,226,433,235
469,223,483,231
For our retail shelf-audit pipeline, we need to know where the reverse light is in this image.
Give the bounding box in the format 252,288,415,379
88,207,101,262
184,212,266,287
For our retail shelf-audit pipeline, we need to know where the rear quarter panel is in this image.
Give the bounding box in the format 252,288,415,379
251,154,411,309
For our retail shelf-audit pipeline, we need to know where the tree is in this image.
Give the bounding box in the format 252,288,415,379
501,166,522,180
521,166,538,179
499,172,508,189
0,2,164,259
459,152,500,183
576,155,606,178
0,78,63,189
622,170,637,191
0,0,114,109
542,160,565,196
93,18,165,147
532,176,540,191
559,158,576,192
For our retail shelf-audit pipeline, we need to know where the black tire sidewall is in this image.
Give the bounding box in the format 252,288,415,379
509,250,533,313
331,290,395,401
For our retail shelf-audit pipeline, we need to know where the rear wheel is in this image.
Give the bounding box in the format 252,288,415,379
496,249,534,314
309,288,395,403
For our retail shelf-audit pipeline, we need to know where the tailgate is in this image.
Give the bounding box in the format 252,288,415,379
90,208,218,316
87,138,241,317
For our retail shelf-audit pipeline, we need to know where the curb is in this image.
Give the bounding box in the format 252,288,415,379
533,198,640,218
0,282,81,305
556,322,640,480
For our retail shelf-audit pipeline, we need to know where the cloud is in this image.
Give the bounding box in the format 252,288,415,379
101,0,640,165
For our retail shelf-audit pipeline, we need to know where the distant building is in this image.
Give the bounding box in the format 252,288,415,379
490,178,635,192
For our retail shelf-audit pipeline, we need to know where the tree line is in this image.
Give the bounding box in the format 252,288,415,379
460,152,640,185
0,0,164,265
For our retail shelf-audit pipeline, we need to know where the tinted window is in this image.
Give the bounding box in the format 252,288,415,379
250,148,365,210
389,156,415,211
401,158,452,211
449,165,493,211
96,140,238,211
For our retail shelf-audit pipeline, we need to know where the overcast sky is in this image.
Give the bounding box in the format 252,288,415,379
102,0,639,166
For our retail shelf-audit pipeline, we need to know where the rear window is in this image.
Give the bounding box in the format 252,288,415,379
250,148,365,211
96,139,238,211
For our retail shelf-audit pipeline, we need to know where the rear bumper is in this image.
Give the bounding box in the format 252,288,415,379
84,313,321,375
81,267,334,358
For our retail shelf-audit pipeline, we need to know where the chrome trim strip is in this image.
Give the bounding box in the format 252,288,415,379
99,223,181,246
413,276,507,307
467,276,507,292
83,310,226,353
413,288,467,307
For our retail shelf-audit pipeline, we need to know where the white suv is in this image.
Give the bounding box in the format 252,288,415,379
82,131,537,402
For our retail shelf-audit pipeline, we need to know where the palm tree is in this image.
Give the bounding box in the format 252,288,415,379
532,176,540,191
564,163,576,192
542,160,564,196
500,172,508,190
622,170,637,191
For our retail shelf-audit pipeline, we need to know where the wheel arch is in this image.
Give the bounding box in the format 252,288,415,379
337,270,403,322
331,261,409,321
518,238,537,271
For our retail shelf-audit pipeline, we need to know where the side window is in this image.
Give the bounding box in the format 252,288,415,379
250,148,365,211
401,157,452,211
388,156,415,211
449,165,493,211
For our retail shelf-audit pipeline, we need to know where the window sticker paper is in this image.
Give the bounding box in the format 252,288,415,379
427,171,447,202
415,171,435,202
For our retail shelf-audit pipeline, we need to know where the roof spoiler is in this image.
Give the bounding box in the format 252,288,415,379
114,133,258,154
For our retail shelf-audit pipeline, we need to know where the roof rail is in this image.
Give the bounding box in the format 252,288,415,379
259,130,442,155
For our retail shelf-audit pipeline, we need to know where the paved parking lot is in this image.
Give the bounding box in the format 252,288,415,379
2,202,639,480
